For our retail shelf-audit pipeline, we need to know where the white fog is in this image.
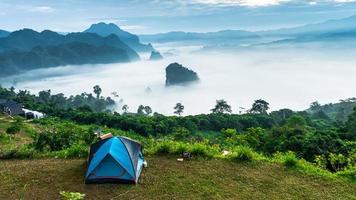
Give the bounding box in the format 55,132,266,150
1,44,356,115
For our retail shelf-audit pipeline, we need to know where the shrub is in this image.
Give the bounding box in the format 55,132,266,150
229,146,256,162
173,127,191,141
329,153,348,172
6,117,24,134
6,125,21,134
336,167,356,182
46,142,89,158
154,141,174,155
273,151,299,168
189,143,216,158
0,146,35,159
60,191,85,200
33,122,87,151
146,140,220,159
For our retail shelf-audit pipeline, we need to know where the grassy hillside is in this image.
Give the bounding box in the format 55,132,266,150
0,156,355,200
0,113,355,199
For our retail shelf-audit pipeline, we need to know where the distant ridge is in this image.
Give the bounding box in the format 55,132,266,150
0,28,141,76
0,28,139,60
139,30,260,44
258,15,356,36
84,22,153,52
0,29,9,38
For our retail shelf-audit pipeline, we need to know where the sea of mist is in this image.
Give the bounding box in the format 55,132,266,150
1,43,356,115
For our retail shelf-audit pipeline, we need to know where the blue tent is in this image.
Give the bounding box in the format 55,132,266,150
85,136,144,184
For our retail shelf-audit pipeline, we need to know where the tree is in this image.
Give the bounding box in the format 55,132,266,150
93,85,102,99
286,115,307,129
144,106,152,116
250,99,269,114
122,104,129,114
137,105,145,115
38,90,51,103
310,101,322,112
345,107,356,140
174,103,184,116
211,99,232,114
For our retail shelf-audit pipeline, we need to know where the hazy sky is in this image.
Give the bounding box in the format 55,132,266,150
1,0,356,34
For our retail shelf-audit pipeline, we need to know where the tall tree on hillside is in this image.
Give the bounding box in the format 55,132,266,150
122,104,129,114
174,103,184,116
211,99,232,114
38,90,51,104
144,106,152,116
310,101,322,112
93,85,102,99
137,105,145,115
346,107,356,140
250,99,269,114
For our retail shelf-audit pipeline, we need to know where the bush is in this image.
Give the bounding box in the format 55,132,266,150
336,167,356,182
154,141,174,155
229,146,256,162
33,122,88,151
273,151,299,168
0,146,35,159
46,142,89,158
146,140,219,159
189,143,218,158
60,191,85,200
6,125,21,134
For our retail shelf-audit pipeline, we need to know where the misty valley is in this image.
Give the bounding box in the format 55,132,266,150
1,5,356,199
0,21,355,115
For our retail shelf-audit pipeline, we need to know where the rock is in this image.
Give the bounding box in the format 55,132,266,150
165,63,199,86
149,51,163,60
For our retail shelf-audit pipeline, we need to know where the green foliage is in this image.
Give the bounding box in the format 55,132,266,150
336,166,356,182
146,140,219,159
228,146,257,162
173,127,191,141
286,114,307,129
273,152,299,168
249,99,269,114
32,120,95,152
6,117,23,134
211,99,232,114
328,153,348,172
174,103,184,116
221,128,237,138
60,191,85,200
47,142,89,159
6,126,21,135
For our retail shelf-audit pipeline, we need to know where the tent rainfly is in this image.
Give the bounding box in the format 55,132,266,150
85,136,144,184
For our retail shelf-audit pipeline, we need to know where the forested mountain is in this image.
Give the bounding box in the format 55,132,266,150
0,29,140,76
0,29,9,38
84,22,153,52
140,30,260,44
259,15,356,37
0,42,131,76
165,63,199,86
307,98,356,122
0,29,139,60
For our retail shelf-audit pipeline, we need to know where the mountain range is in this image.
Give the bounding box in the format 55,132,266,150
0,29,9,38
258,15,356,37
84,22,153,52
140,30,260,44
140,15,356,47
0,28,141,77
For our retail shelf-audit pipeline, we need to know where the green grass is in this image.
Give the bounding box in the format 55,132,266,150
0,156,355,200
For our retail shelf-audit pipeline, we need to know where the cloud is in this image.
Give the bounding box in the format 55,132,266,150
185,0,356,7
120,25,146,30
190,0,291,6
334,0,356,2
29,6,55,13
